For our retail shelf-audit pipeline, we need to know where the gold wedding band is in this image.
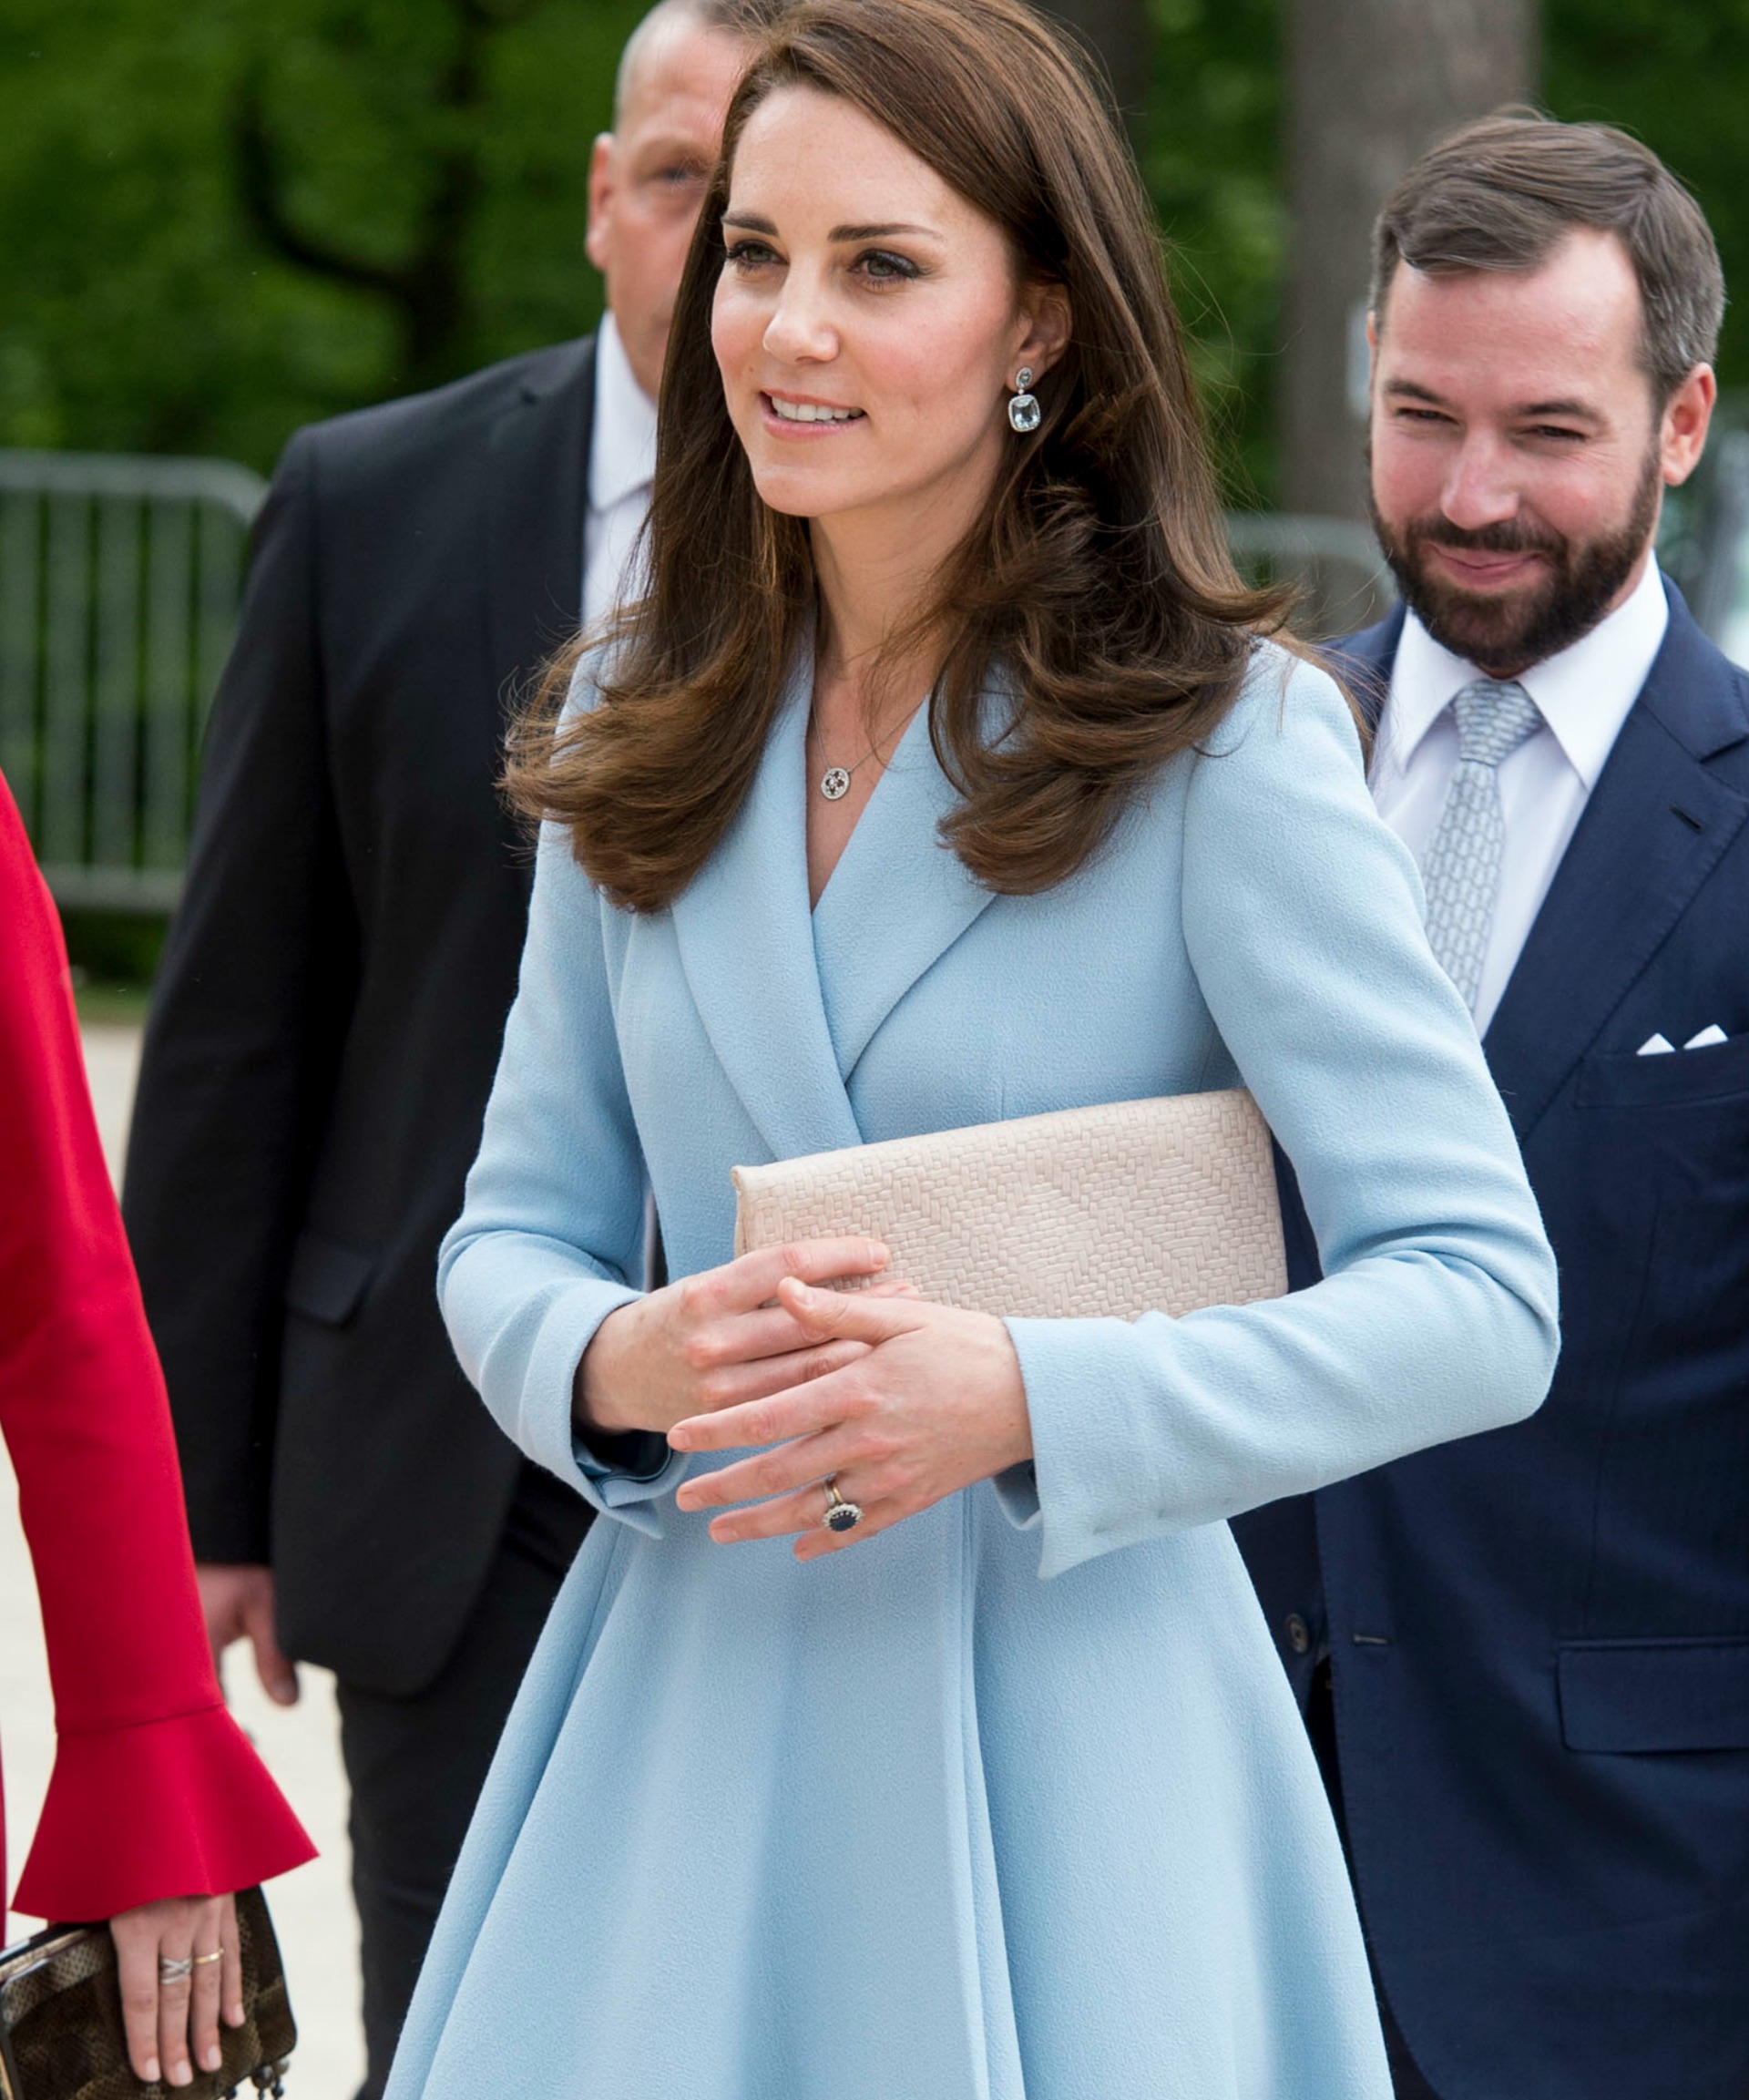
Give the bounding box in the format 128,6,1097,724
192,1950,223,1967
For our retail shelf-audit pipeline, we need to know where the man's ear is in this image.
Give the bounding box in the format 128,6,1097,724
1662,363,1717,488
1015,282,1072,381
585,134,616,274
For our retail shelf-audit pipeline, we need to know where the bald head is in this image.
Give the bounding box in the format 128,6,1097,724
588,2,769,400
614,0,780,125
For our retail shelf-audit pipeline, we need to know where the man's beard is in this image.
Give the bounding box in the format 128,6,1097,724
1368,446,1661,676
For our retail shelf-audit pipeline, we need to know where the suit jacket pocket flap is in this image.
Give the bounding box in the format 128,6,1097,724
284,1226,376,1327
1558,1637,1749,1752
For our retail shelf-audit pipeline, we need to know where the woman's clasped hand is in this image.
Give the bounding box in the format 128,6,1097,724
577,1239,1031,1558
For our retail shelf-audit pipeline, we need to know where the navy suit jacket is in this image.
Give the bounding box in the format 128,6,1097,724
1234,580,1749,2100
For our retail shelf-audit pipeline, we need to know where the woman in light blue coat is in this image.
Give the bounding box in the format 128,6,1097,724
388,2,1558,2094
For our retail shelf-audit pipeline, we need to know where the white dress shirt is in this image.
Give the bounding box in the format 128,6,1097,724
582,312,658,628
1371,557,1669,1035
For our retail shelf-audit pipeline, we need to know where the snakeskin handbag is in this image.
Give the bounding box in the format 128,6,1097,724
732,1087,1287,1318
0,1886,294,2100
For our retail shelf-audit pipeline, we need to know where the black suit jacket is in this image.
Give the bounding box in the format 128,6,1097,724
1235,582,1749,2100
123,336,598,1696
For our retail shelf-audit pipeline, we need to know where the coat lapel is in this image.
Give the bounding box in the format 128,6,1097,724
1325,605,1402,739
810,702,998,1081
1483,590,1749,1140
485,337,594,740
670,658,866,1163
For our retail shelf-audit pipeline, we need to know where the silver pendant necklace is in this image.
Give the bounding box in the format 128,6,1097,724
810,706,915,801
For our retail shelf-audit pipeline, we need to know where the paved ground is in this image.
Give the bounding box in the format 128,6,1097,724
2,1023,365,2099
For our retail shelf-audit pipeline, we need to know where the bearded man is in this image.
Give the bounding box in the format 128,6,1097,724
1235,114,1749,2100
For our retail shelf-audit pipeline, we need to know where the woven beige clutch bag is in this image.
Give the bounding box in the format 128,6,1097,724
731,1089,1286,1320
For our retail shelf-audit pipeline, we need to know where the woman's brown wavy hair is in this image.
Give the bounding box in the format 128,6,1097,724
507,0,1291,912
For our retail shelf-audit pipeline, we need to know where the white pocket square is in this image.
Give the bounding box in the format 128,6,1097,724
1638,1024,1729,1056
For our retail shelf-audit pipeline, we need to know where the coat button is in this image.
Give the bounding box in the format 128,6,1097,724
1284,1613,1312,1655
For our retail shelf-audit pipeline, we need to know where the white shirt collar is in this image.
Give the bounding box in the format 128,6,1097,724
1386,555,1669,790
588,312,658,514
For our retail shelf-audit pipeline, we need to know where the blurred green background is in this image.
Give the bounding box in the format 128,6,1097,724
5,0,1746,506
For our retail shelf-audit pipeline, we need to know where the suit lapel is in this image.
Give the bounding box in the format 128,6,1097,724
485,337,594,736
1325,605,1402,740
810,702,998,1081
1484,594,1749,1140
670,656,866,1163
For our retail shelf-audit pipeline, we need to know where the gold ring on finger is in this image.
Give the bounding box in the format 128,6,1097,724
191,1950,223,1967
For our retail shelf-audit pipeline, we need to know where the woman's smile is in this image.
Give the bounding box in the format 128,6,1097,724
762,390,868,432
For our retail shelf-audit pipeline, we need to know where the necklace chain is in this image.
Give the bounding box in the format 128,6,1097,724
809,705,915,802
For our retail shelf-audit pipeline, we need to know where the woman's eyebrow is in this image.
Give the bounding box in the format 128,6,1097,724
721,212,942,243
829,221,939,241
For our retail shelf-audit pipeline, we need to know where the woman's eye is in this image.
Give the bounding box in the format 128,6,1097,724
723,240,780,271
854,249,920,283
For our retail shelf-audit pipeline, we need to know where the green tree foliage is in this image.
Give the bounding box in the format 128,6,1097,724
0,0,1744,495
1142,0,1284,505
0,0,641,468
1545,0,1749,402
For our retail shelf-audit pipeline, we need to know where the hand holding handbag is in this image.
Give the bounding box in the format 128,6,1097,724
0,1887,295,2100
732,1087,1288,1320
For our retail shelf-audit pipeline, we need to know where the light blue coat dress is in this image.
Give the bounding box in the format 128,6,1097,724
388,642,1558,2100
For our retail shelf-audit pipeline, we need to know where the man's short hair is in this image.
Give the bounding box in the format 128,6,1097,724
613,0,790,122
1371,108,1725,403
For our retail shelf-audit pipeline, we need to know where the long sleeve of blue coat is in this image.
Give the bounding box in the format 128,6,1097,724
437,816,658,1526
1002,657,1560,1578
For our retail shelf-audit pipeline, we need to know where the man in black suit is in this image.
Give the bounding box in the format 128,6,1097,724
122,5,771,2091
1237,116,1749,2100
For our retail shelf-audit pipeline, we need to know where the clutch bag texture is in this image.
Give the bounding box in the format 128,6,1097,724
731,1088,1287,1320
0,1886,295,2100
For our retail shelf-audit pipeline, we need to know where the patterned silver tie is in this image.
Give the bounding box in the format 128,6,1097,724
1419,678,1543,1012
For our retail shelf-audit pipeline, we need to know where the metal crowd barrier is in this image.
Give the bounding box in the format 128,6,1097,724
0,445,1394,918
0,448,267,914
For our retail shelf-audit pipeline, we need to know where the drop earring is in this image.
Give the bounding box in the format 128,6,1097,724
1007,367,1041,434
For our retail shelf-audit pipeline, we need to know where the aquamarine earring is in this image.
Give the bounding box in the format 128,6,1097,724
1007,367,1041,434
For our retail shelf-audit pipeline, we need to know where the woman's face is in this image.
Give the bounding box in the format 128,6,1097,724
711,86,1063,538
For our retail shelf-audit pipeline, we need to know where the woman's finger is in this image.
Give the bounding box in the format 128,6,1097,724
189,1898,227,2074
686,1280,920,1387
689,1415,883,1526
110,1911,165,2085
707,1237,892,1318
692,1337,871,1410
794,1490,908,1560
700,1479,832,1542
701,1455,900,1542
156,1911,199,2088
777,1275,930,1347
670,1357,872,1464
220,1892,246,2028
696,1469,911,1553
682,1300,840,1373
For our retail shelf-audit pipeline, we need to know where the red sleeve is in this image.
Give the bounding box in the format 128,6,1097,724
0,772,313,1921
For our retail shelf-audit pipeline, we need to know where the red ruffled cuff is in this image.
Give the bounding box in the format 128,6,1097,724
11,1700,315,1922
